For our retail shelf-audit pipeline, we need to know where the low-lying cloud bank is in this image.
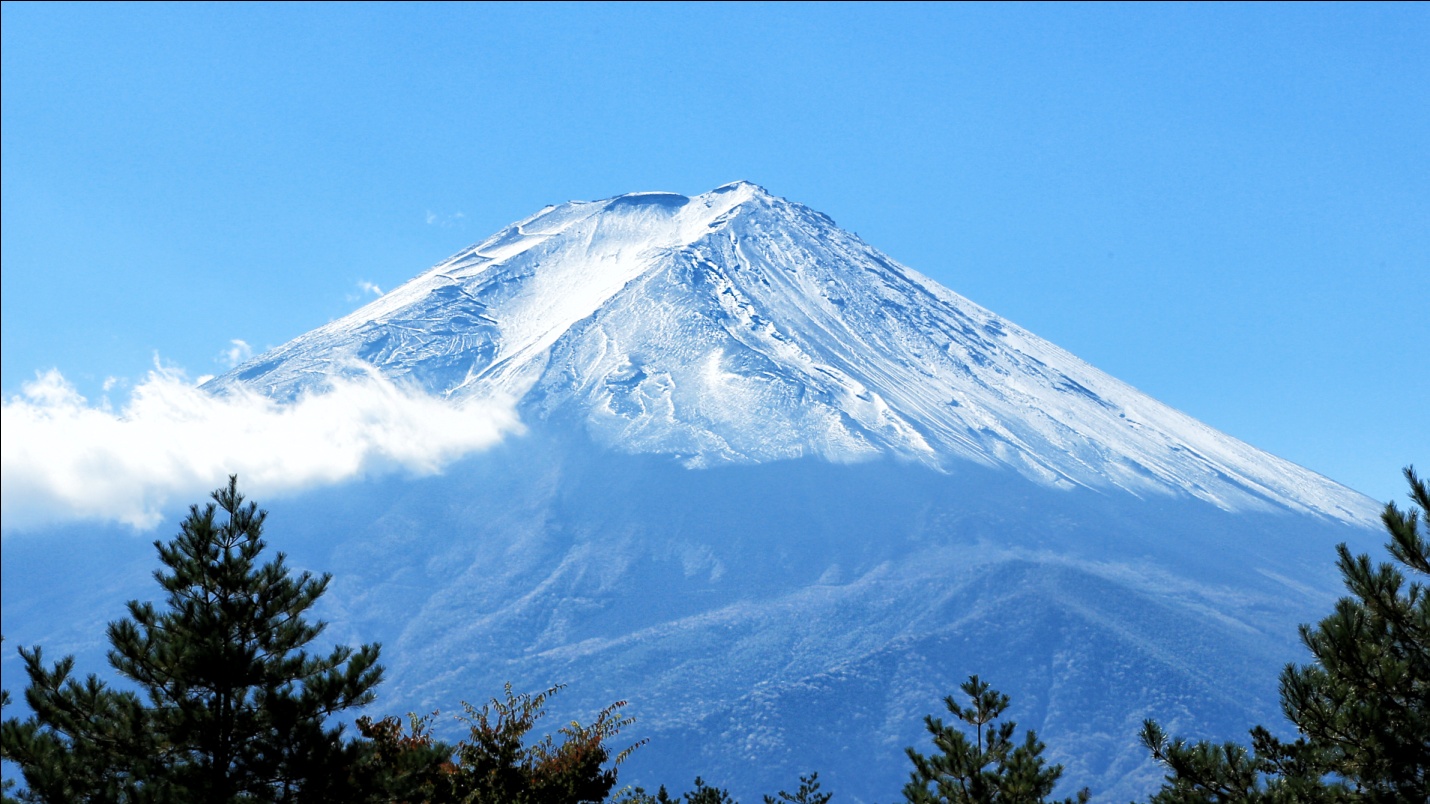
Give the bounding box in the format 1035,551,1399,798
1,367,522,532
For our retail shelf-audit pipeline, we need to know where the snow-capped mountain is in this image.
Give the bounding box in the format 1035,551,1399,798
6,183,1382,802
210,181,1374,526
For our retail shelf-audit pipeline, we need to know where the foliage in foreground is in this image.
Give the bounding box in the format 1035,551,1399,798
0,478,641,804
353,682,643,803
1141,466,1429,802
5,466,1428,802
1,477,382,801
903,676,1088,804
613,772,831,804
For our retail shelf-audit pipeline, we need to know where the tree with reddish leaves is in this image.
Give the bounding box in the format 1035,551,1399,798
353,683,643,804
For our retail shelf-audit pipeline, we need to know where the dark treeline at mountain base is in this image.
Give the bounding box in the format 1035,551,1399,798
2,469,1426,803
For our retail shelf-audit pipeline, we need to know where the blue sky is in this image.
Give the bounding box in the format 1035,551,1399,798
2,2,1425,504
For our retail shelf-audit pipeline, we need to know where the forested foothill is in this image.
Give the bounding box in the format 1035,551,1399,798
3,468,1425,803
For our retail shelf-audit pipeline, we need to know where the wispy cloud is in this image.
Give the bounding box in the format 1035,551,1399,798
219,339,254,367
346,280,385,303
1,366,522,532
425,210,466,228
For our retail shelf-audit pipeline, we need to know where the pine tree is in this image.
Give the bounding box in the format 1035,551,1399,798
1141,465,1430,802
0,650,151,802
678,778,737,804
903,676,1088,804
616,773,825,804
1,477,383,802
762,773,832,804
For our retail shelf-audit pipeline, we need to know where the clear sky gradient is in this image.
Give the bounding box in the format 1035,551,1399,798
3,2,1425,503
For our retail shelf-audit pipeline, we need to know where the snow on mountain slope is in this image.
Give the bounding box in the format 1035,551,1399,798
210,181,1375,525
6,183,1391,802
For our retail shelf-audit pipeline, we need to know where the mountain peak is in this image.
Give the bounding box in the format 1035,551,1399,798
209,183,1377,525
581,182,770,222
710,179,770,196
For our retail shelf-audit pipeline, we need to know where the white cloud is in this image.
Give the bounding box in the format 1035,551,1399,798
219,339,254,367
1,367,522,532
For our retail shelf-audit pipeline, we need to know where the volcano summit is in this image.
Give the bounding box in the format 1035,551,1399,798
210,181,1371,525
